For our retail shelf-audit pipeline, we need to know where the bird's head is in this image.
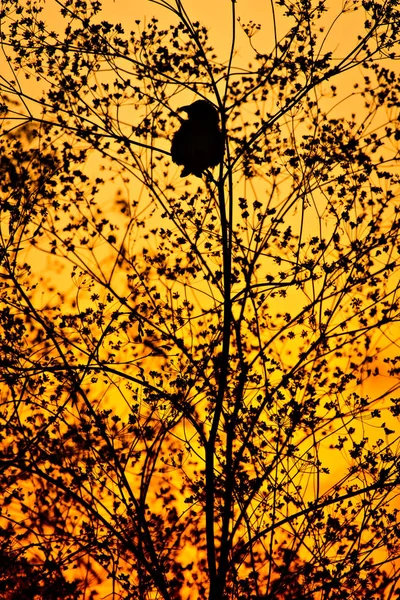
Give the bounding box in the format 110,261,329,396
179,100,220,124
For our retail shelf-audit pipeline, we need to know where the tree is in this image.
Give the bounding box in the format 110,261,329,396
0,0,400,598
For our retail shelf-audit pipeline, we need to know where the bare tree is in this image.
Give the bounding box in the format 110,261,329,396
0,0,400,598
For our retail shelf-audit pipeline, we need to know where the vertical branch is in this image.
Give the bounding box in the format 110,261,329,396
205,167,231,600
206,4,237,596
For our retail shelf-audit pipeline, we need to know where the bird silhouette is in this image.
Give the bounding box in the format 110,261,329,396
171,100,224,178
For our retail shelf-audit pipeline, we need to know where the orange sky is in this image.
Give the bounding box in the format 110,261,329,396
2,2,400,596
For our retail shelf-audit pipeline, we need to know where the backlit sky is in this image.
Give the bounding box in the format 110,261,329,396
2,2,400,597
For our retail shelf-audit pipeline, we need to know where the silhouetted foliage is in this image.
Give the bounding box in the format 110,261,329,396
0,0,400,598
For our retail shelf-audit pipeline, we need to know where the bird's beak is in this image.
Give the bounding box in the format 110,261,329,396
176,106,190,121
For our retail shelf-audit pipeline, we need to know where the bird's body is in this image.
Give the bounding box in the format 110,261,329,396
171,100,224,177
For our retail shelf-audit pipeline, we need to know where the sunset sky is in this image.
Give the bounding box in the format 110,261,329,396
1,1,400,598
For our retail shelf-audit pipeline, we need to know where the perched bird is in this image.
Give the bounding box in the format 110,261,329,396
171,100,224,178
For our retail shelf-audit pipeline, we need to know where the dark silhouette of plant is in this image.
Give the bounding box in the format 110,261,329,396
0,0,400,598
